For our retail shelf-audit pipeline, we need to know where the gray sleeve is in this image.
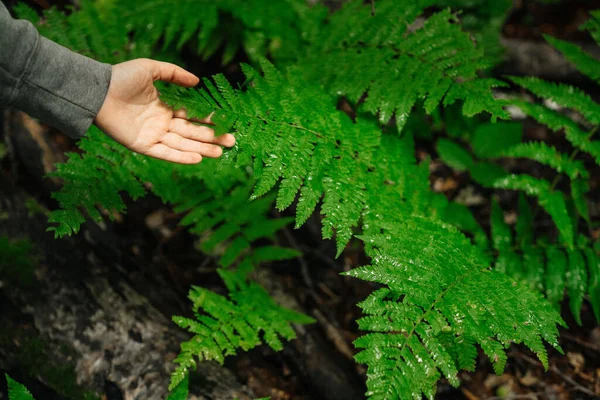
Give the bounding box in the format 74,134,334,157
0,3,112,138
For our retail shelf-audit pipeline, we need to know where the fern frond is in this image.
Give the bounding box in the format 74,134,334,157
509,100,600,165
161,61,390,254
566,249,587,326
582,10,600,44
166,374,188,400
307,3,509,132
492,174,573,248
6,375,35,400
544,35,600,83
13,2,148,64
170,283,314,390
436,139,476,172
509,76,600,126
571,178,591,222
584,247,600,321
502,142,589,180
345,217,563,400
471,121,523,158
47,128,157,237
487,197,600,324
437,0,512,63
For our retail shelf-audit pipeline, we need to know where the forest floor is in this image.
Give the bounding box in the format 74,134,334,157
1,0,600,399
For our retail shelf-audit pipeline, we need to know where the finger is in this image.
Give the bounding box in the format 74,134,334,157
170,119,235,148
173,108,187,119
146,143,202,164
213,133,236,147
162,132,224,158
172,108,214,125
186,112,213,125
195,112,213,125
151,60,199,87
170,118,215,142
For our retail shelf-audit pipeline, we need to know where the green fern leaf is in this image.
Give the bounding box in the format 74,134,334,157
571,178,590,222
436,139,476,172
346,217,563,399
14,1,146,64
566,249,587,326
502,142,588,180
6,375,35,400
166,373,189,400
491,199,512,251
471,121,523,159
160,61,384,253
509,76,600,126
544,35,600,83
515,194,534,247
492,174,573,248
491,199,519,276
522,246,545,293
584,247,600,321
309,4,508,132
170,283,314,390
470,162,508,186
582,10,600,44
545,247,567,306
510,100,600,165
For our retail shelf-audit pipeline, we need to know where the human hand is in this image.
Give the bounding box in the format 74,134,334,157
93,58,235,164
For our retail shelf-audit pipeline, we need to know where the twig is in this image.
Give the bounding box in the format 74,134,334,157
512,352,598,397
484,393,550,400
561,332,600,353
312,309,355,360
280,225,315,289
371,0,375,16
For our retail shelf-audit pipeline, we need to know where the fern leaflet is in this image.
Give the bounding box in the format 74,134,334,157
170,282,314,390
5,375,35,400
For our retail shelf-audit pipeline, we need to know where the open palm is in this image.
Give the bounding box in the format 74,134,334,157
93,58,235,164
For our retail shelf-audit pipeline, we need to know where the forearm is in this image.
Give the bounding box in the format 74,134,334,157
0,3,112,138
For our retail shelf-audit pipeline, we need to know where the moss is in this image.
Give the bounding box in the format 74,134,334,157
0,236,36,286
0,325,100,400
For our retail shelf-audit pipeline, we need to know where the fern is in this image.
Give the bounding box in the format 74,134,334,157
487,198,600,325
501,142,588,180
160,61,564,399
160,60,391,255
305,3,509,132
16,1,581,398
346,217,563,399
166,374,188,400
170,281,314,390
492,174,573,248
5,375,35,400
0,236,36,286
15,0,323,65
13,2,151,64
543,10,600,84
509,76,600,126
436,0,512,63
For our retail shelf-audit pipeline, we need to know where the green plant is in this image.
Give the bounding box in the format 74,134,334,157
170,279,314,389
5,375,35,400
433,11,600,328
12,0,600,399
0,236,36,286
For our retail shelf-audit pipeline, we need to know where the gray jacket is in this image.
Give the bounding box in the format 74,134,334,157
0,3,111,138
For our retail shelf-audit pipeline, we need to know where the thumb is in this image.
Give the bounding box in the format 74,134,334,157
150,60,200,87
